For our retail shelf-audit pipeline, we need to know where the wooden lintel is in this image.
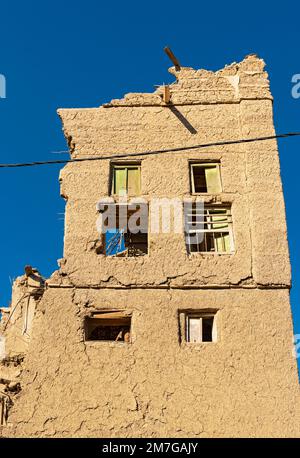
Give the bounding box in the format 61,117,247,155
91,311,131,320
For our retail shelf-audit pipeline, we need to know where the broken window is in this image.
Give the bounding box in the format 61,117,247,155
190,163,222,194
183,312,217,343
111,163,141,196
185,205,234,254
85,311,132,342
101,203,148,257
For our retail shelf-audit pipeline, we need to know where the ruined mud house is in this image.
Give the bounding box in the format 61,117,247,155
0,54,299,437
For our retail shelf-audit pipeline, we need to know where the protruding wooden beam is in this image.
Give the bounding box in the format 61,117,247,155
163,85,171,104
164,46,181,71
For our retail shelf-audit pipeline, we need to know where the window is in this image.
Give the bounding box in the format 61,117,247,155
179,312,217,343
100,203,148,257
186,313,217,342
111,163,141,196
85,311,132,342
185,205,234,254
190,163,222,194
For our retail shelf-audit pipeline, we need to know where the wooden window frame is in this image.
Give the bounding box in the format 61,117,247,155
111,162,141,196
190,162,222,194
179,311,218,344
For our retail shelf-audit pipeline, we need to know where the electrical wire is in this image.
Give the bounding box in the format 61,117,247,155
0,132,299,169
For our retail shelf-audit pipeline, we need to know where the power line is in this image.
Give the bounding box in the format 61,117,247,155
0,132,299,169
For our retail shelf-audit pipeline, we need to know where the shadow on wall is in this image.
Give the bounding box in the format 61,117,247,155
168,106,197,134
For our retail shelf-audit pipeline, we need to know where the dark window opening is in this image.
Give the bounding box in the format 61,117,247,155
190,163,221,194
123,232,148,256
202,317,214,342
193,167,207,192
85,312,132,342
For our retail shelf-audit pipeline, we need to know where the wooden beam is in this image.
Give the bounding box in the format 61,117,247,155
163,85,171,104
164,46,181,71
91,311,131,320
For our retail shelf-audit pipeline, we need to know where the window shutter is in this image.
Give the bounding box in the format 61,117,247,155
127,167,141,195
205,166,221,193
214,233,230,252
211,211,230,253
210,212,228,230
223,234,230,252
114,168,127,195
212,317,217,342
188,317,202,343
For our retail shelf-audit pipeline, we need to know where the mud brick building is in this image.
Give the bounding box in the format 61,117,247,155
0,54,299,437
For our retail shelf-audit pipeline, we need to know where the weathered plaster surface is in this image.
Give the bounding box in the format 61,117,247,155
0,272,44,357
5,288,300,437
1,54,299,437
0,271,44,431
56,55,290,289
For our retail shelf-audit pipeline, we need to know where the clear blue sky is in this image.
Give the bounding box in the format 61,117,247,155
0,2,299,351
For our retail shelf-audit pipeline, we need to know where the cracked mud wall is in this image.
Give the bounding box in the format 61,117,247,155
0,271,44,432
2,54,299,437
56,55,290,289
6,287,300,437
0,272,44,357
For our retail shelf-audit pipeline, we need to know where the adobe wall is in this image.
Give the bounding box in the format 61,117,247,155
0,270,44,431
5,286,300,437
0,272,44,358
2,54,299,437
56,54,290,289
